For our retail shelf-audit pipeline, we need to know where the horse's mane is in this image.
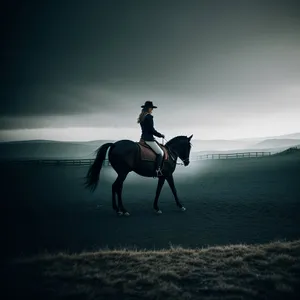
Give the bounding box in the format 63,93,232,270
165,136,189,146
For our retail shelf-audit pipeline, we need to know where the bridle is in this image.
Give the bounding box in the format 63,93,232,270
162,137,190,166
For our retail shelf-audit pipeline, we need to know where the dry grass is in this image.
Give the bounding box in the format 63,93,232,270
3,239,300,300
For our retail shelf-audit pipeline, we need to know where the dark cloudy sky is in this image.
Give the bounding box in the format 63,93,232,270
1,0,300,141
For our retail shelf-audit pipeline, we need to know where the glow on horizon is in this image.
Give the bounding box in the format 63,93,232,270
0,118,300,142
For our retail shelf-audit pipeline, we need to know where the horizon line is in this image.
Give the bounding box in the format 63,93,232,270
1,130,299,144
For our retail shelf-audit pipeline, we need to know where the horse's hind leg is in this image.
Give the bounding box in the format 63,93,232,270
112,171,129,216
112,182,118,212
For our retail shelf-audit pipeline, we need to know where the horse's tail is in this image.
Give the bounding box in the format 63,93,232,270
84,143,114,192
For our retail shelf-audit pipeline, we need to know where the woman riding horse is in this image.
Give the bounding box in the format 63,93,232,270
85,101,193,215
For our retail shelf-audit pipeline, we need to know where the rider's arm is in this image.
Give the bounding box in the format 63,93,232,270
146,115,164,138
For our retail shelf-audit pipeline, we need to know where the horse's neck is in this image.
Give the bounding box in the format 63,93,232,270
166,142,179,158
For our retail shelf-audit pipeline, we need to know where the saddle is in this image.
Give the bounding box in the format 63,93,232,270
137,139,169,162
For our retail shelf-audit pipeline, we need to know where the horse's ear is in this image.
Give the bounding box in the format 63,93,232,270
188,134,193,141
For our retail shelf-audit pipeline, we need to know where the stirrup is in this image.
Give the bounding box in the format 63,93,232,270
156,168,163,177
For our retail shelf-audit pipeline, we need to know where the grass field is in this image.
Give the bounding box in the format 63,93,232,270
3,240,300,299
1,152,300,298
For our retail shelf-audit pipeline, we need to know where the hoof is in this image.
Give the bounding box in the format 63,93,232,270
124,212,130,216
117,211,124,216
156,210,163,214
181,207,186,212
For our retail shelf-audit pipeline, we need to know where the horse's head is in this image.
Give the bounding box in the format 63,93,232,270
166,134,193,166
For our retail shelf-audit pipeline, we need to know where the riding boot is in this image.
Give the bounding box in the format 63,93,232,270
155,154,164,176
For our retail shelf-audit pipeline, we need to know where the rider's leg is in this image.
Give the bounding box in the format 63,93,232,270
144,141,164,175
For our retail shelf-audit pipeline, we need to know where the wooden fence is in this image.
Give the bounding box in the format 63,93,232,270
196,152,272,160
0,151,273,166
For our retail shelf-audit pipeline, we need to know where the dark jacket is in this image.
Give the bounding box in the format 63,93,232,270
140,113,163,141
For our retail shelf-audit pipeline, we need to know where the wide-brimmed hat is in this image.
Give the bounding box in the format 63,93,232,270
141,101,157,109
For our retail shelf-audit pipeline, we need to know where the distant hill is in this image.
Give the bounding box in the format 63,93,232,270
184,132,300,151
0,140,114,160
233,132,300,142
272,132,300,139
188,139,254,151
1,133,300,160
0,139,257,159
252,139,300,149
274,146,300,157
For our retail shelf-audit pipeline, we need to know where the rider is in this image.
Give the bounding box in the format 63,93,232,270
137,101,165,176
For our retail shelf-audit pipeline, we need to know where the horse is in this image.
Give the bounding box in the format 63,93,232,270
84,134,193,216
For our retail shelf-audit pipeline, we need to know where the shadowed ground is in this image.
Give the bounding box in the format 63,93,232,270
1,153,299,260
1,153,300,298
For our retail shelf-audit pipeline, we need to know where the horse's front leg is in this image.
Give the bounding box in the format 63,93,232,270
166,175,186,211
153,176,166,214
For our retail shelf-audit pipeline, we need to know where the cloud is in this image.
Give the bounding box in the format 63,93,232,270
1,0,300,134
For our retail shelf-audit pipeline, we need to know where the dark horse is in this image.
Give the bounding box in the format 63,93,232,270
84,134,193,216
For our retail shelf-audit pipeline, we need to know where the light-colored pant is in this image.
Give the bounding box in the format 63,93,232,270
145,141,164,156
